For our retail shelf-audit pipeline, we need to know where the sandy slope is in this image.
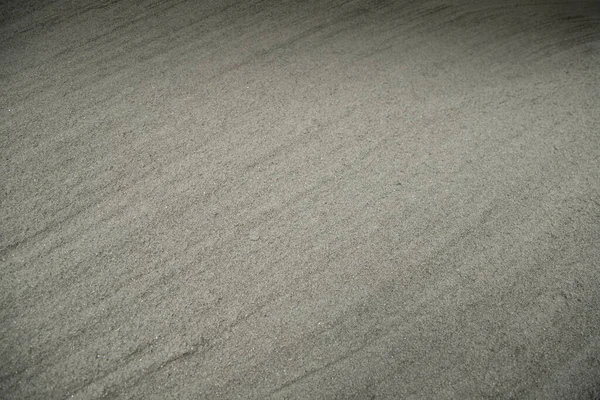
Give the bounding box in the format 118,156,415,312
1,0,599,398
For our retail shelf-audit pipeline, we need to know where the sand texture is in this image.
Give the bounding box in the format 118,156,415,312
1,0,600,398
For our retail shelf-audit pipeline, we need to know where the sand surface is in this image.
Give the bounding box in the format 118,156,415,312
1,0,600,398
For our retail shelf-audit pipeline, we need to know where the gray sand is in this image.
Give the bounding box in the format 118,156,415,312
1,0,599,398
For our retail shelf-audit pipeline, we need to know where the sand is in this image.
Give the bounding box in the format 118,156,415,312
1,0,599,398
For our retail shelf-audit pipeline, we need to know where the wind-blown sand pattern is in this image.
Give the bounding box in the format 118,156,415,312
1,0,599,398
